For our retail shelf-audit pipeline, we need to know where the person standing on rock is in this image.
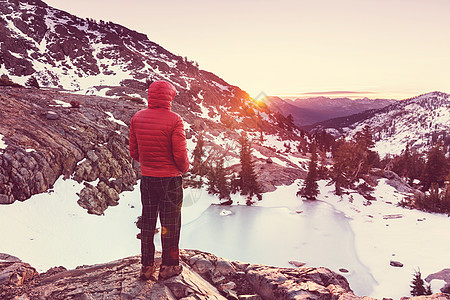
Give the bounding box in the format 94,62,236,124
129,80,189,280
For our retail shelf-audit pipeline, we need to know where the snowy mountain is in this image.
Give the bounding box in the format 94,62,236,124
1,0,237,100
264,96,396,127
0,0,309,138
0,0,311,209
311,91,450,157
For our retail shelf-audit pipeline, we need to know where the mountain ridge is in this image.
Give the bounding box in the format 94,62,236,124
309,91,450,156
264,95,396,127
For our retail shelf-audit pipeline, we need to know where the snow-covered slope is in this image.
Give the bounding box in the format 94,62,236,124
312,92,450,156
0,0,193,92
0,0,263,118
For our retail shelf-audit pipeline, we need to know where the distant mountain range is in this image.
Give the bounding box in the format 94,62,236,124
310,91,450,156
265,96,396,127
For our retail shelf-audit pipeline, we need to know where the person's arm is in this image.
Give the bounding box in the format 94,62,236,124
172,117,189,173
129,118,139,161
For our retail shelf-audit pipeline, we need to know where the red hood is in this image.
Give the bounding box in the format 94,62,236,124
147,80,177,109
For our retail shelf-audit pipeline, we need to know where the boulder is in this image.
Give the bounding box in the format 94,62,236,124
425,269,450,293
245,265,353,300
383,170,415,194
390,261,404,268
0,261,38,286
45,111,60,120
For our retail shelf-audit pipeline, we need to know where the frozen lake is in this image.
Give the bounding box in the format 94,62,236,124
180,201,376,296
2,178,448,299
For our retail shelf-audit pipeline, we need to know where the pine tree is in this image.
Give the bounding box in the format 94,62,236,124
238,133,261,204
298,143,319,200
392,145,426,185
353,125,375,151
191,132,205,175
415,182,450,214
317,149,328,180
353,125,379,171
392,144,411,178
408,151,425,186
442,182,450,213
286,114,295,131
25,76,40,89
422,145,449,190
410,269,431,296
330,140,365,194
206,158,231,202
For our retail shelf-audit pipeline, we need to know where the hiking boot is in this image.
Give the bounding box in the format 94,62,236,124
158,265,182,280
139,264,156,281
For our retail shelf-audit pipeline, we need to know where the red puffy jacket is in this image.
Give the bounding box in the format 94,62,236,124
129,80,189,177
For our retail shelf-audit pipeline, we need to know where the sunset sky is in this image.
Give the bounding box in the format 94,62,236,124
44,0,450,100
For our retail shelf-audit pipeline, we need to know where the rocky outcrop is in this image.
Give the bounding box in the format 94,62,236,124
383,170,415,194
2,250,448,300
0,86,140,214
184,249,357,299
426,269,450,294
0,251,226,300
0,250,356,300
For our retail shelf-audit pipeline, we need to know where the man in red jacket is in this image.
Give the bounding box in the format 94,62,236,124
129,80,189,280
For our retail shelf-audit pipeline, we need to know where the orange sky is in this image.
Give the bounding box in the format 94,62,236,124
44,0,450,100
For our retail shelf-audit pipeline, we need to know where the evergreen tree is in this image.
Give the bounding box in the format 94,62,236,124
408,150,426,185
191,132,205,175
442,182,450,213
238,133,261,204
392,145,425,185
286,114,295,131
392,144,411,178
207,158,231,202
410,269,432,296
313,130,335,153
353,125,380,171
25,76,40,89
422,145,449,191
330,140,366,194
329,127,381,196
298,143,319,200
353,125,375,151
317,149,329,180
414,182,450,214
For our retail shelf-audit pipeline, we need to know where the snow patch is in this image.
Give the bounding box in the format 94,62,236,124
0,134,7,150
212,81,230,92
317,179,450,299
219,209,233,216
52,99,71,108
105,112,127,127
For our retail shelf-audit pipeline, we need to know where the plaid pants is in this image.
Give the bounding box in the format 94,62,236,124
140,176,183,266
